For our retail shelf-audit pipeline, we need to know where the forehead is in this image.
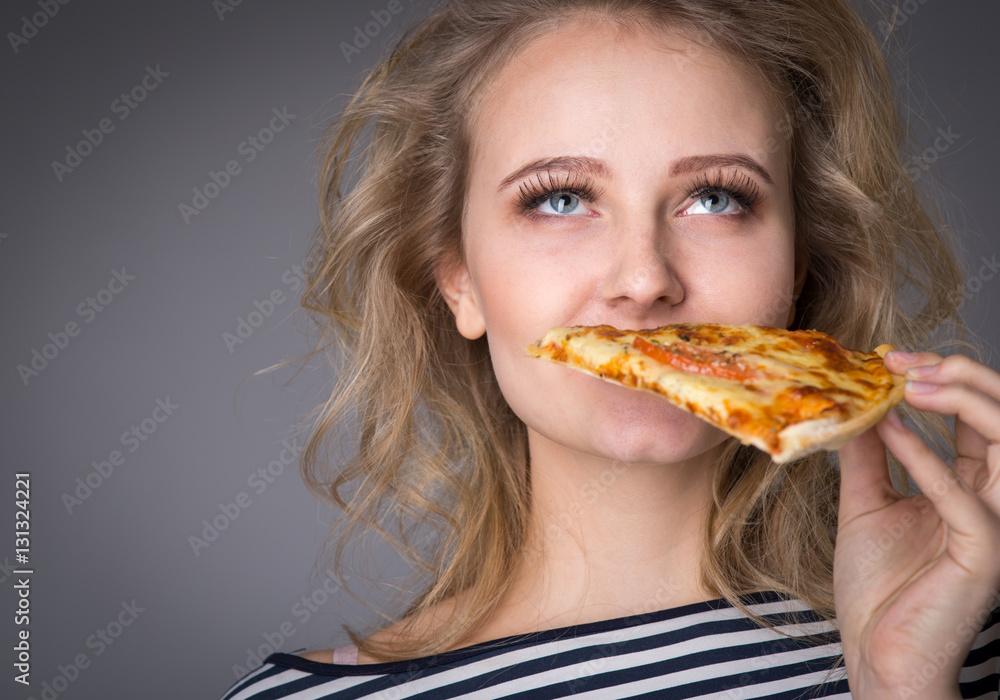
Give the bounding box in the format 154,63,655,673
468,16,789,188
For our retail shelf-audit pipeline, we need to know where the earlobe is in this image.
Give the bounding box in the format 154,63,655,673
436,260,486,340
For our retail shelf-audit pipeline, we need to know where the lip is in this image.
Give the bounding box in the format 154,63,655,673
526,349,715,443
557,360,687,407
568,321,691,334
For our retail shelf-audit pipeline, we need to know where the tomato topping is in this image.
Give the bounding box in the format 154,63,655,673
631,336,763,383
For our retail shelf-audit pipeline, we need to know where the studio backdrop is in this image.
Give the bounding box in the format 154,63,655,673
1,1,997,698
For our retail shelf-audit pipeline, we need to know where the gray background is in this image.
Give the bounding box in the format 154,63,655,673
1,1,996,698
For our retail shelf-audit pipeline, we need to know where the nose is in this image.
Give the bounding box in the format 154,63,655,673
599,219,684,312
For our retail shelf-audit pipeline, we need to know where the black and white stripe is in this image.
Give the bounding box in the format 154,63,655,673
218,591,1000,699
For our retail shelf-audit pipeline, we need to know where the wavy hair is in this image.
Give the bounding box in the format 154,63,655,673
297,0,975,662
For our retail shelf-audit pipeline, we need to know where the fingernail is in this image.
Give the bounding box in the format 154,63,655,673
906,380,939,394
887,350,919,363
885,410,905,430
905,364,938,379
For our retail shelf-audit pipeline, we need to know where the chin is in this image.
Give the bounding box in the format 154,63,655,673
585,386,725,465
589,424,722,466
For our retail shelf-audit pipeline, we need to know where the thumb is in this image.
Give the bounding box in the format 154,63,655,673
837,418,898,525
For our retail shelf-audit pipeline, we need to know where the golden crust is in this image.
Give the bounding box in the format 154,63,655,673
773,344,906,462
526,324,906,464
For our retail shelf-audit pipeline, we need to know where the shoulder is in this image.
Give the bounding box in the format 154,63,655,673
298,649,334,663
297,594,466,665
299,643,384,665
296,644,366,664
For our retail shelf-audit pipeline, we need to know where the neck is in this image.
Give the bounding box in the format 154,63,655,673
487,429,722,634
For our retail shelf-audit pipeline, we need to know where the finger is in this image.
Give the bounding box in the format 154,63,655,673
955,414,991,464
952,455,991,493
899,353,1000,460
837,423,898,526
875,411,995,544
883,349,943,375
883,350,988,464
896,352,1000,404
902,381,1000,446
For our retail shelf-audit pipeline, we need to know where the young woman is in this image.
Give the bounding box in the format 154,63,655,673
219,1,1000,697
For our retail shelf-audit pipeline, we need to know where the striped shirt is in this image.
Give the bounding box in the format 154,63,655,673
218,590,1000,699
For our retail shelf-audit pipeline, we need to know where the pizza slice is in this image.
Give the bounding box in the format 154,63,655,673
525,323,906,463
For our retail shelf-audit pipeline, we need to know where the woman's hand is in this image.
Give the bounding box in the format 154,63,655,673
835,350,1000,700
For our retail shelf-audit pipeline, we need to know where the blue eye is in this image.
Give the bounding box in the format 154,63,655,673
685,191,740,215
515,169,761,222
682,170,763,217
516,172,602,221
539,193,582,215
701,192,730,213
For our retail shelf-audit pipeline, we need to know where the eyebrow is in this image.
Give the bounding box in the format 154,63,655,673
496,153,774,193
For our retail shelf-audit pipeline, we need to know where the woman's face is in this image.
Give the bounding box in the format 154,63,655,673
440,18,802,466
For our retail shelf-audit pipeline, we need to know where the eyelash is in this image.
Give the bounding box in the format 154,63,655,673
515,168,763,220
516,171,605,220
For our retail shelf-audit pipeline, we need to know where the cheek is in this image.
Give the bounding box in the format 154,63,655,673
684,233,797,326
758,245,798,324
473,231,588,335
471,260,588,415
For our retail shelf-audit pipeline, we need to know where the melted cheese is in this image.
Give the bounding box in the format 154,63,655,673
525,323,904,462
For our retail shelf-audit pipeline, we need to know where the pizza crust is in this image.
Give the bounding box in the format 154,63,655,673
771,345,906,462
526,326,907,464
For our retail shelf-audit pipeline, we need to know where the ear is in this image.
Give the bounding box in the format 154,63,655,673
435,257,486,340
786,242,810,327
